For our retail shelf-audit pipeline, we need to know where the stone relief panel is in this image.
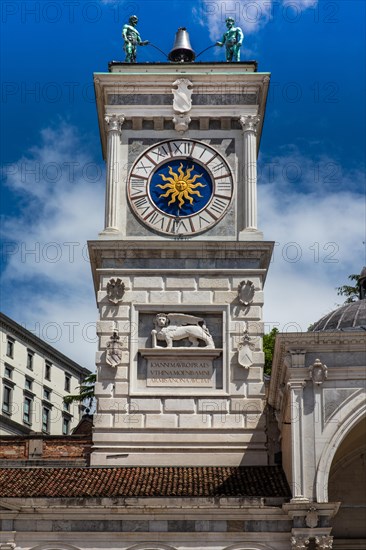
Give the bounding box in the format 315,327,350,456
151,313,215,349
132,308,224,394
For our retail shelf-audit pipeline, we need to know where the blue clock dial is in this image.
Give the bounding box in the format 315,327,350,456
127,139,234,236
149,159,213,217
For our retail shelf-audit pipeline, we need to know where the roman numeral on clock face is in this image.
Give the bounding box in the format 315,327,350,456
170,141,193,156
130,177,146,196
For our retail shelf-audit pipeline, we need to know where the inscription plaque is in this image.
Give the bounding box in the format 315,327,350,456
140,348,222,389
147,359,213,387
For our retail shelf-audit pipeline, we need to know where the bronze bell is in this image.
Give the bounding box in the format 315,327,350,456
168,27,196,63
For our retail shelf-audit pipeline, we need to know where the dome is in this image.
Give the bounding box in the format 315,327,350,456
310,299,366,332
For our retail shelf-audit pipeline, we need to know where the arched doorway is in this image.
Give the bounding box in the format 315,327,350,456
328,416,366,538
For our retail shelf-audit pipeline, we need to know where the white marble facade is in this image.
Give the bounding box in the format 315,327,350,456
90,63,272,467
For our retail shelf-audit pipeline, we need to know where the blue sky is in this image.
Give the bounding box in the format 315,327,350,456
1,0,365,368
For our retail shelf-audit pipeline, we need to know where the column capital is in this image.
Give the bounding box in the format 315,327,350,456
239,114,260,134
315,536,333,550
287,379,306,391
291,536,310,550
105,114,125,133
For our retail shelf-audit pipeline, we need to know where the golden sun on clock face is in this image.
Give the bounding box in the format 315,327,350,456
127,139,234,236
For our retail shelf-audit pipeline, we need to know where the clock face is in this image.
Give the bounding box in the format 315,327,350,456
127,139,234,236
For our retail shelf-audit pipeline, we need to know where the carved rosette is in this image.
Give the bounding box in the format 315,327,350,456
239,114,260,134
309,358,328,385
291,536,310,550
106,331,123,368
107,278,125,304
315,536,333,550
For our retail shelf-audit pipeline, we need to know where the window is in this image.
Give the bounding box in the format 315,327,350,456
62,416,70,435
6,338,14,358
2,386,12,414
45,362,51,381
63,401,70,412
4,365,13,379
43,387,51,400
27,350,34,370
42,407,50,433
65,374,71,392
24,377,33,391
23,396,32,424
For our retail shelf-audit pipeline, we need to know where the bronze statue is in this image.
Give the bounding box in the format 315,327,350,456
122,15,149,63
216,17,244,62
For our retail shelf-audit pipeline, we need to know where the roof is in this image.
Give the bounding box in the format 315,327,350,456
0,466,291,499
310,299,366,332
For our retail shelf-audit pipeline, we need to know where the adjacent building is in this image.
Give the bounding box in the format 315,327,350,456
0,312,91,435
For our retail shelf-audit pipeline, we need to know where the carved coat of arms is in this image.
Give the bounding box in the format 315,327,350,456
238,280,255,306
106,331,123,368
237,331,255,368
107,278,125,304
172,79,193,114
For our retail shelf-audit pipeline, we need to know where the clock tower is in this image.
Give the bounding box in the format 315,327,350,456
89,59,273,466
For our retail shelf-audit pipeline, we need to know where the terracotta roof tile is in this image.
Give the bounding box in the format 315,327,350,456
0,466,290,499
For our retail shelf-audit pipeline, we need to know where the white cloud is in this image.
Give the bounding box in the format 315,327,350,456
258,149,365,333
196,0,319,40
2,122,104,369
282,0,318,7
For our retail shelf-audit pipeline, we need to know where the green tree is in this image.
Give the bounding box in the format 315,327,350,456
336,273,360,303
64,372,96,409
263,327,279,376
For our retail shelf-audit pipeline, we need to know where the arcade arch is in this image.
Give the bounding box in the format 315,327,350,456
315,394,365,502
328,416,366,539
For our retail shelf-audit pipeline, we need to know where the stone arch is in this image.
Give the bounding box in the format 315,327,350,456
30,545,81,550
127,545,177,550
316,395,366,502
224,544,276,550
328,417,366,538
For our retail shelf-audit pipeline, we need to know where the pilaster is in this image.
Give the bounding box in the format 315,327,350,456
287,379,308,501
